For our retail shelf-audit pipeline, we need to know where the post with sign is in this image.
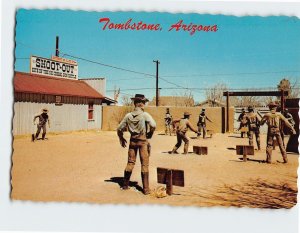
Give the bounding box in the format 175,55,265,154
193,146,208,155
157,167,184,195
236,145,254,162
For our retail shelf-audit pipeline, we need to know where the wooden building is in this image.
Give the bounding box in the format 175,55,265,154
13,71,115,135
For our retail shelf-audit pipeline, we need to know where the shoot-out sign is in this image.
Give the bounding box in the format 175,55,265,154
30,55,78,79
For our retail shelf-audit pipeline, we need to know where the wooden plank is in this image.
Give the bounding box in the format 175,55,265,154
236,145,254,155
193,146,208,155
157,167,184,187
223,91,289,97
166,170,173,195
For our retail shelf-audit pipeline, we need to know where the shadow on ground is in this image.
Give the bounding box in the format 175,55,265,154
228,135,246,138
181,178,297,209
238,157,266,163
227,147,236,150
104,177,143,193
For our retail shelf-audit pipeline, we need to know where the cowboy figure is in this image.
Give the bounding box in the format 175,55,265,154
117,94,156,195
164,108,173,136
197,109,213,139
260,102,296,163
237,108,248,138
32,108,50,141
246,106,261,150
170,112,199,154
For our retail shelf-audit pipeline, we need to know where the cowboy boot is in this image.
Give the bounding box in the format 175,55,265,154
183,143,189,154
141,172,150,195
170,147,179,154
257,142,261,151
283,154,288,163
122,170,132,190
266,148,272,163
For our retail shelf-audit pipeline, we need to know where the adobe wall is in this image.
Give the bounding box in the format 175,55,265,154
102,106,234,133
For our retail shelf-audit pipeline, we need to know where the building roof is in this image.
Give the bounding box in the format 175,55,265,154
14,72,104,99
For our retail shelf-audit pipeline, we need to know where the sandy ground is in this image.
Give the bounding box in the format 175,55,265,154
11,131,298,208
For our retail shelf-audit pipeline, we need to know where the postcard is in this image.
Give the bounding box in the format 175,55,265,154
11,9,299,209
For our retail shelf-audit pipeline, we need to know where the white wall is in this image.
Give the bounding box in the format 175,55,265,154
82,79,106,96
13,102,102,135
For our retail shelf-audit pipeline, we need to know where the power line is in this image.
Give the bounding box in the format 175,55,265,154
107,88,155,91
119,91,132,96
17,41,51,52
107,87,300,91
63,53,155,78
107,77,151,82
16,41,300,98
160,70,300,78
17,42,300,78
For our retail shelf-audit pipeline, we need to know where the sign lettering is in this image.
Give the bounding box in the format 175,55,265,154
30,55,78,79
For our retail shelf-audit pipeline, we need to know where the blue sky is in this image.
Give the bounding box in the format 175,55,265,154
15,9,300,102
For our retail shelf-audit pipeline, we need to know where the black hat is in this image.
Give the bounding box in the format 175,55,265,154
268,101,278,108
130,94,149,102
248,106,253,111
184,112,191,116
201,108,205,112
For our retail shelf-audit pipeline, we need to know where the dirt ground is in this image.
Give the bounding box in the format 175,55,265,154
11,131,298,209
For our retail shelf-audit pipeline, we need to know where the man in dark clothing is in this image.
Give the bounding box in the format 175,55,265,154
197,109,213,139
246,106,261,150
32,108,50,141
281,108,296,147
283,109,295,128
237,108,248,138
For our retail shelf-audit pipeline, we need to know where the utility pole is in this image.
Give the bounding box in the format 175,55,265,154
55,36,59,57
153,60,160,106
226,91,229,132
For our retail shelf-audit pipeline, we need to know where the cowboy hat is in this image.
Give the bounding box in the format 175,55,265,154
42,108,49,113
183,111,191,116
130,94,149,102
248,106,254,111
268,102,278,108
